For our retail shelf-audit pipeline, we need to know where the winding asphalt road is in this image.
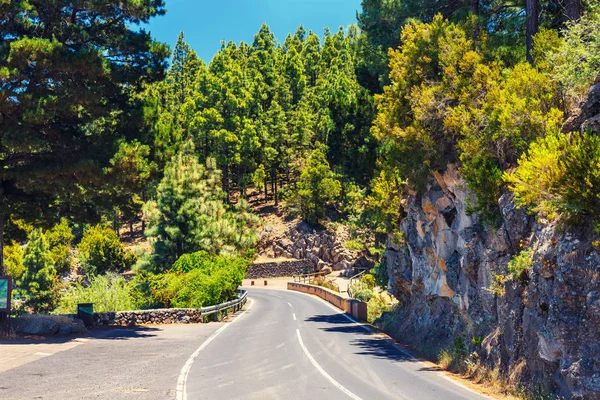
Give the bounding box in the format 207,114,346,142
0,288,488,399
185,288,487,400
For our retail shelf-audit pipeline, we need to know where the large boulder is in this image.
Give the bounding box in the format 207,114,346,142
12,317,60,336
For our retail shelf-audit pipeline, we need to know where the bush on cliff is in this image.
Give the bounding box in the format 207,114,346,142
505,131,600,226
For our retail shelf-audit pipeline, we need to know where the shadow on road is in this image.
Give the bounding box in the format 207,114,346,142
305,313,422,365
305,314,369,334
0,326,161,345
352,337,414,362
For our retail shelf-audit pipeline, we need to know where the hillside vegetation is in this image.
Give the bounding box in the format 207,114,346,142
1,0,599,347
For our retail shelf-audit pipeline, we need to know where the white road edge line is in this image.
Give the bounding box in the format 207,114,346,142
176,298,254,400
290,290,493,399
296,329,363,400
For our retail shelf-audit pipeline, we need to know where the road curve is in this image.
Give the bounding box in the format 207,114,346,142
185,288,488,400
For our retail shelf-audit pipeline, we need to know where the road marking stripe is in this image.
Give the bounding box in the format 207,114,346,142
290,290,492,399
292,313,297,321
287,301,292,308
296,329,363,400
176,298,254,400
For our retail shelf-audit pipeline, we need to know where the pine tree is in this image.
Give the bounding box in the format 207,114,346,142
146,145,258,269
0,0,169,275
21,230,60,313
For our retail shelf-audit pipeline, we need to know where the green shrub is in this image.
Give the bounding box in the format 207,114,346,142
437,337,469,372
371,259,389,290
21,229,61,313
286,146,341,224
55,274,135,313
505,131,600,226
77,225,136,276
367,293,390,323
46,218,75,275
130,252,250,309
4,240,25,281
360,273,376,289
507,249,533,282
312,276,340,293
344,238,365,252
350,280,374,302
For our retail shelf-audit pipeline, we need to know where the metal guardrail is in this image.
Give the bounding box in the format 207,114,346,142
347,270,366,299
292,270,328,284
293,271,341,293
200,289,248,319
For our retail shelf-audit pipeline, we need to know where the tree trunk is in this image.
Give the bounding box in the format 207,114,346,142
274,171,279,206
129,222,134,236
223,163,230,204
271,167,277,206
0,215,5,276
471,0,480,42
526,0,539,64
565,0,582,22
264,177,268,202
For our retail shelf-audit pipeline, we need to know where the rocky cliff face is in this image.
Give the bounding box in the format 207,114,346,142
384,164,600,398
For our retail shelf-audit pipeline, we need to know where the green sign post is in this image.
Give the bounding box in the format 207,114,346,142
0,277,12,312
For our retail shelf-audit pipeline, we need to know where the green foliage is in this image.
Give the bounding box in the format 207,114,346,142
45,219,75,275
366,169,404,237
77,225,136,276
373,15,562,223
21,229,60,313
485,273,509,296
0,1,168,261
55,274,135,314
146,150,259,268
312,276,340,293
371,259,389,290
360,273,376,289
505,132,600,225
438,337,469,372
550,3,600,103
4,240,25,281
132,251,249,309
350,280,375,302
367,293,390,323
344,239,366,252
508,249,533,282
287,147,342,224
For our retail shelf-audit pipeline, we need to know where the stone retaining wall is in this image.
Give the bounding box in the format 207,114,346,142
246,260,315,279
287,282,367,321
94,308,208,326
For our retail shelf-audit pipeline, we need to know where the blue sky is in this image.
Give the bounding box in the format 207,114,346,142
146,0,363,63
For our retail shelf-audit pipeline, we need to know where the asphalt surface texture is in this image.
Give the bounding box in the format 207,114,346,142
0,288,489,400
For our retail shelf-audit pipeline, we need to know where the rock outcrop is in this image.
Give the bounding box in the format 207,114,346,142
384,164,600,398
259,222,369,274
563,72,600,134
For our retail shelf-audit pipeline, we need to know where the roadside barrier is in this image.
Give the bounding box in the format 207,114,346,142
94,289,248,326
287,282,367,321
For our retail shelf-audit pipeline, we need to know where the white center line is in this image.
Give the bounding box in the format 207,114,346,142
292,313,297,321
176,298,254,400
287,302,293,308
296,329,363,400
